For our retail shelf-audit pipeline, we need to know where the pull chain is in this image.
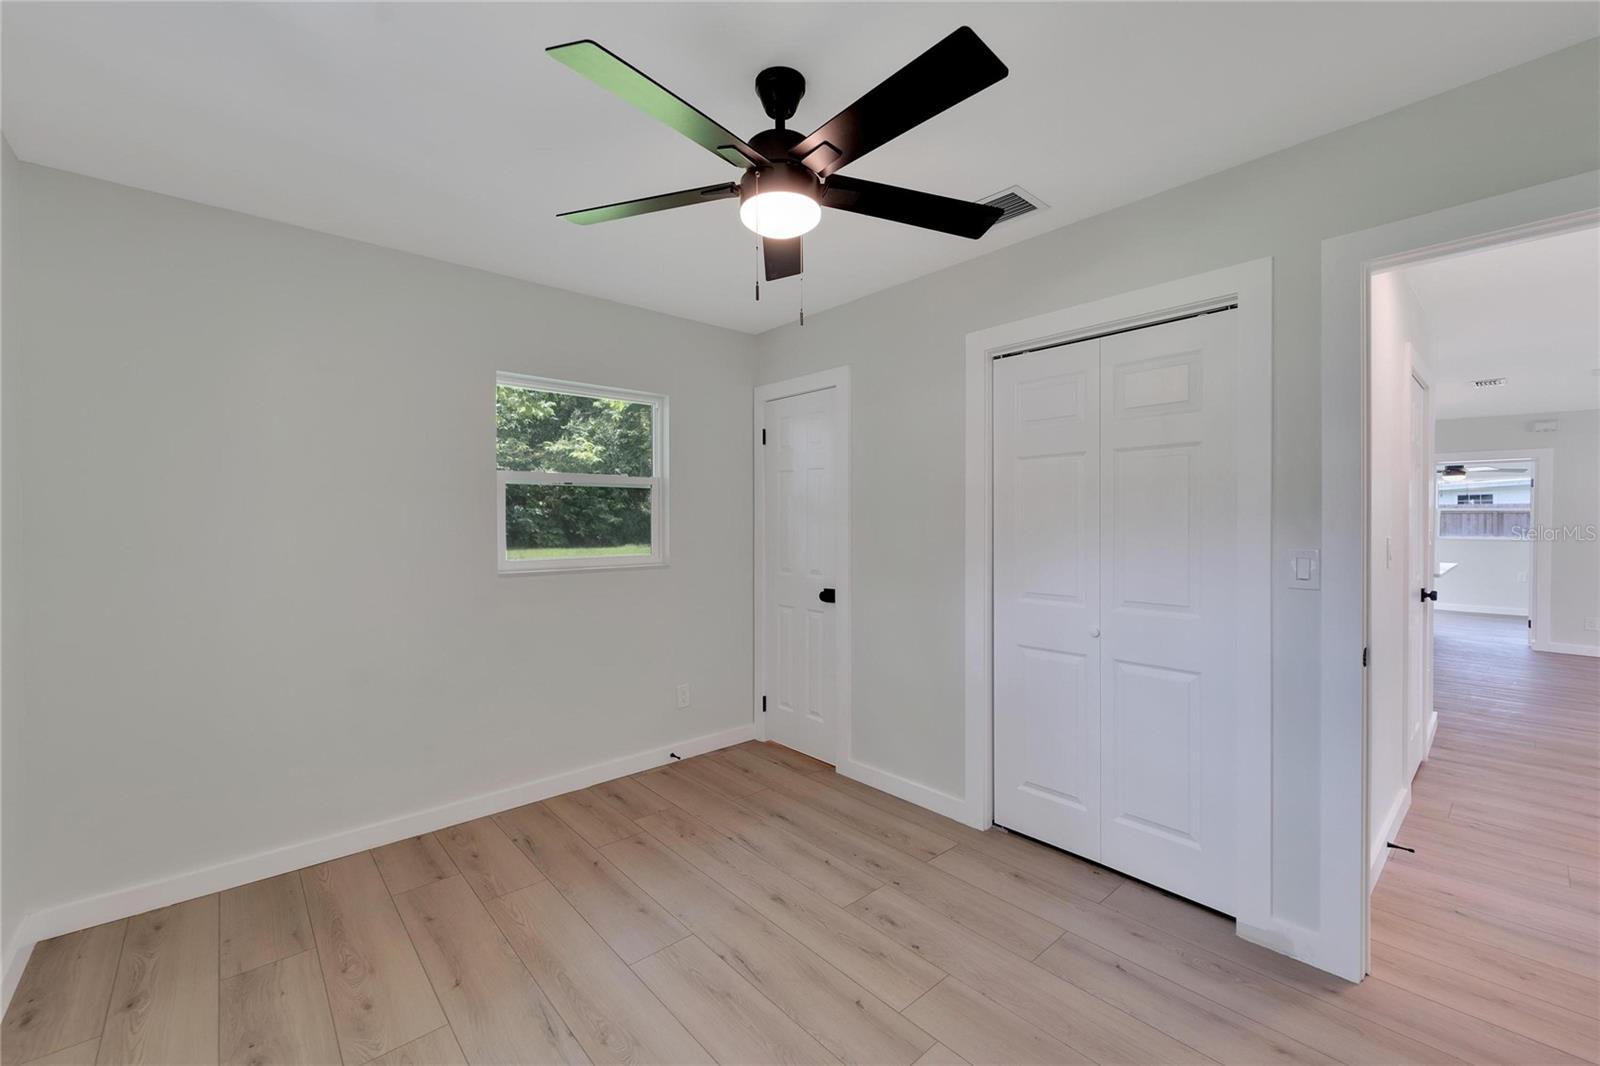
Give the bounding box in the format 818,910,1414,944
754,236,761,302
799,271,805,326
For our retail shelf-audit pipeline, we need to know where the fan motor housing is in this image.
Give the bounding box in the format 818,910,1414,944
749,127,806,163
739,160,821,205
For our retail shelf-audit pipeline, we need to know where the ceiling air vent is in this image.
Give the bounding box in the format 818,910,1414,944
1472,377,1507,388
979,185,1046,224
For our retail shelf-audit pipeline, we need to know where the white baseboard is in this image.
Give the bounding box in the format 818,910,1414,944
836,757,970,825
0,938,32,1018
1425,710,1439,757
1368,786,1412,891
1,721,754,1013
1435,604,1527,617
1532,639,1600,658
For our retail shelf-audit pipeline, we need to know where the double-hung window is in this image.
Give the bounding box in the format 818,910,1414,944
495,372,667,573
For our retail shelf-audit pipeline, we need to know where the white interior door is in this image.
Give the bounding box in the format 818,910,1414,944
1097,311,1238,913
762,387,839,763
992,338,1102,855
1404,371,1434,778
993,309,1241,916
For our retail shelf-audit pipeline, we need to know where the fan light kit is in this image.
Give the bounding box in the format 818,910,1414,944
547,28,1009,295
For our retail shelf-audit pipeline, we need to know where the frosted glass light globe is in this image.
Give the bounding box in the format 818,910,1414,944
739,191,821,239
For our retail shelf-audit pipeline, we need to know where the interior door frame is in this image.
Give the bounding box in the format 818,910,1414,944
1321,172,1598,982
1433,448,1554,645
963,258,1274,940
752,367,851,767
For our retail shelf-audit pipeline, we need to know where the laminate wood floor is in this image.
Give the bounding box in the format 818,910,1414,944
5,620,1596,1063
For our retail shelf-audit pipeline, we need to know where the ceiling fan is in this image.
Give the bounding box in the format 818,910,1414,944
548,27,1009,283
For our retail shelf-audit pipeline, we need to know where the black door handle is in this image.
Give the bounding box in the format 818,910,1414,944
1420,588,1437,603
819,588,837,604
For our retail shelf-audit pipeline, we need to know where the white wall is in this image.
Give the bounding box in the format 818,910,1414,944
1,141,24,973
3,159,755,952
1435,539,1531,615
754,41,1599,930
1437,410,1600,650
1366,270,1430,867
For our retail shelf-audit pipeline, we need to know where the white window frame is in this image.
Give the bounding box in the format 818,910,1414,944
495,372,668,574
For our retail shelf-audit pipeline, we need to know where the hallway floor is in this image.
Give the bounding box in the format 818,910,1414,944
1376,610,1598,1061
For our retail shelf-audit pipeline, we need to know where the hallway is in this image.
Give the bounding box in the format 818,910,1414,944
1375,610,1599,1058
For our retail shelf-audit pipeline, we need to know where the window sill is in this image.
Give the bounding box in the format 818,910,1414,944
498,559,669,577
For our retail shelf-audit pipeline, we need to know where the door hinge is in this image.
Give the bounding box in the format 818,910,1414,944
761,695,767,713
761,428,766,445
1362,647,1369,668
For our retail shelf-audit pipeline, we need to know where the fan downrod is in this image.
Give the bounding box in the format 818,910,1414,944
755,66,806,128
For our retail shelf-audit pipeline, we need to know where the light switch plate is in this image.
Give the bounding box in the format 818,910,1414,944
1289,549,1321,590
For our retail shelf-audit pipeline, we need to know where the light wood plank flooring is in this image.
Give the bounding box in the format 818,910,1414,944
4,627,1595,1064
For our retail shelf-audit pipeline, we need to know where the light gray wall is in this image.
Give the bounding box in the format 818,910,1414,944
754,40,1600,927
1434,539,1532,615
2,141,24,960
6,160,755,930
1437,409,1600,649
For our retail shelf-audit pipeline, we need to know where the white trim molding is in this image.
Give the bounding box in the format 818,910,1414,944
1368,785,1413,891
1534,641,1600,658
1,721,754,1014
1321,170,1599,983
752,367,852,769
963,258,1274,943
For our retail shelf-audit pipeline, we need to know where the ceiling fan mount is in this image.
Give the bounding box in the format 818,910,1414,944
548,28,1009,283
754,66,806,128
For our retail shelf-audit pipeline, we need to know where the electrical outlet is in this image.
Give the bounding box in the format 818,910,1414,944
675,683,691,709
1584,617,1600,633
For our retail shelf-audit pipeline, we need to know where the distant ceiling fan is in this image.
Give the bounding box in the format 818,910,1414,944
548,27,1009,283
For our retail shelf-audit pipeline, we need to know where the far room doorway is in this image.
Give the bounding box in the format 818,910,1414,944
1434,453,1540,640
1362,214,1599,977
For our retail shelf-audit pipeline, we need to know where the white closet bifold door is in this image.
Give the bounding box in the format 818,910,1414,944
993,310,1240,916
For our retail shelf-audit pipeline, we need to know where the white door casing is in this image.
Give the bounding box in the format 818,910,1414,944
992,337,1102,855
755,371,849,765
992,309,1240,916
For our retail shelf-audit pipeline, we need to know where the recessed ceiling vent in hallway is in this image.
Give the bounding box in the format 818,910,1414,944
978,185,1046,224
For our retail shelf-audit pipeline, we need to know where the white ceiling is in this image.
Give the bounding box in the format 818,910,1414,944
4,3,1597,334
1402,225,1600,420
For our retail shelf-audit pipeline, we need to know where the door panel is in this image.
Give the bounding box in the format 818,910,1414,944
764,388,837,763
992,340,1101,855
1107,660,1202,840
1110,444,1200,611
1098,311,1237,914
1405,371,1432,778
992,311,1240,915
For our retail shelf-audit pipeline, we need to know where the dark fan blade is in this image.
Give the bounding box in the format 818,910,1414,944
558,182,739,225
548,40,768,168
791,26,1006,178
763,237,803,281
821,175,1002,239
